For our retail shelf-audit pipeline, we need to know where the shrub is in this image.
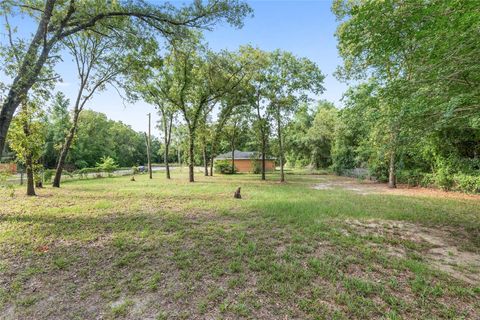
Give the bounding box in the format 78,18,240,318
433,165,455,190
397,169,428,186
453,174,480,194
75,167,100,179
214,160,237,174
420,173,435,188
74,160,89,169
96,156,118,174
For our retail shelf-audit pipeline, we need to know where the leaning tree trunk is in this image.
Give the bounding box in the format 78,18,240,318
0,99,17,160
388,149,396,188
0,1,56,159
25,153,35,196
53,123,76,187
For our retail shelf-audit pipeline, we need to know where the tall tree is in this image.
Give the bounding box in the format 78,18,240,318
333,0,418,187
265,51,324,182
0,0,252,158
241,46,271,180
155,39,249,182
241,47,324,181
52,31,125,187
127,45,176,179
7,100,45,196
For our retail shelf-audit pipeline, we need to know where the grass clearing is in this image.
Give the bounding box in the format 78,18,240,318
0,172,479,319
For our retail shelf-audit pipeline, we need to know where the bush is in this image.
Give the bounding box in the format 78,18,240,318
75,167,100,179
397,169,428,186
74,160,89,169
214,160,237,174
433,165,455,190
453,174,480,194
96,156,118,174
420,173,435,188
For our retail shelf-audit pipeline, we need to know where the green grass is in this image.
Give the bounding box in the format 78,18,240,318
0,172,479,319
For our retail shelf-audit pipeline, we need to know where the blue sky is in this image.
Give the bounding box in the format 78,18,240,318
2,0,347,134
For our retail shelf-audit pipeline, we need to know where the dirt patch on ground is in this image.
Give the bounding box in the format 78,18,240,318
313,177,395,196
344,219,480,285
313,176,480,200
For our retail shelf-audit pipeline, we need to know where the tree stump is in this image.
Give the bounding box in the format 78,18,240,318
234,187,241,199
131,176,136,181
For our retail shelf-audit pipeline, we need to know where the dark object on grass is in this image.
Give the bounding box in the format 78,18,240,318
234,187,241,199
131,176,136,181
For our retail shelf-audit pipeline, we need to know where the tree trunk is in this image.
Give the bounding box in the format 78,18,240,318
188,135,195,182
164,142,170,179
162,113,172,180
261,145,266,181
276,109,285,183
210,155,214,176
231,145,236,174
0,100,17,160
53,125,76,187
53,63,90,188
26,153,35,196
388,150,396,188
209,139,218,177
203,145,209,176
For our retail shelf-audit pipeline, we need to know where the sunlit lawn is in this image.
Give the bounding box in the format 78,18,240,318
1,171,479,319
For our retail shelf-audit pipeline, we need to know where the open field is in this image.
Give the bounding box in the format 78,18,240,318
1,173,479,319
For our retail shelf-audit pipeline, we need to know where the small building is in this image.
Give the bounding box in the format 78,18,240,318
214,150,275,173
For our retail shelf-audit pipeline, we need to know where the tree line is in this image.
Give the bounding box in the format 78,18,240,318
327,0,479,193
1,0,326,195
279,0,479,193
1,0,479,196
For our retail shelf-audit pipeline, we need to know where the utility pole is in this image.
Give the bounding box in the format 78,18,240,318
146,113,152,179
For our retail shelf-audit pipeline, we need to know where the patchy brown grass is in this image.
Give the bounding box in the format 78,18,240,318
1,173,479,319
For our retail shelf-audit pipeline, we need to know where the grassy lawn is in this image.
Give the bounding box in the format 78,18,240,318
1,172,479,319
